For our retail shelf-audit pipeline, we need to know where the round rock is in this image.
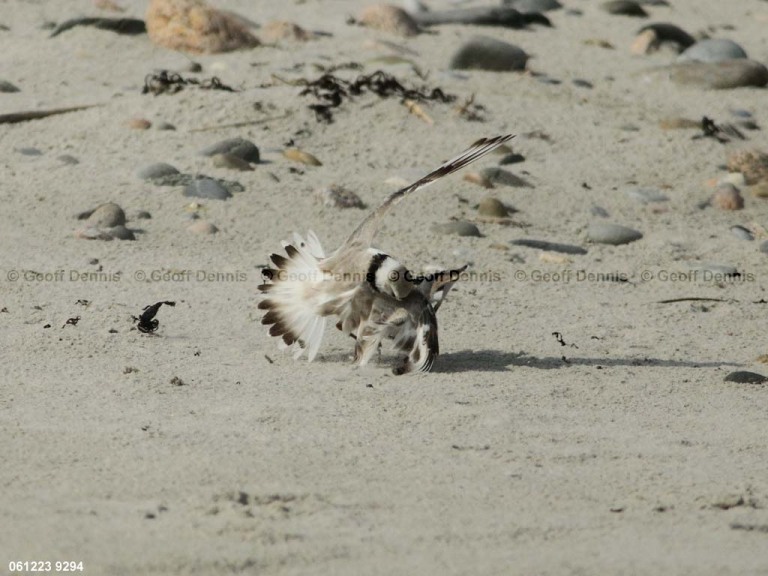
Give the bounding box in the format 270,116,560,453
667,60,768,89
136,162,180,181
730,225,753,241
187,220,219,234
431,221,482,237
198,138,260,163
450,36,529,72
87,202,126,228
183,178,232,200
212,153,254,171
601,0,648,17
678,39,747,63
587,222,643,245
724,371,767,384
477,197,509,218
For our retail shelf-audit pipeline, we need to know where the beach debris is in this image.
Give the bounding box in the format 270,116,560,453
633,23,695,54
0,104,100,125
449,36,529,72
511,239,588,255
134,301,176,333
691,117,746,144
62,316,81,328
0,80,20,93
283,148,323,166
403,99,433,124
49,17,145,37
314,185,366,209
146,0,259,53
412,6,550,28
454,94,485,122
142,70,235,95
94,0,125,11
295,70,455,123
358,4,420,36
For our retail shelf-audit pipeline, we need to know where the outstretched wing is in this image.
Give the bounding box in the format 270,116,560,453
342,134,514,250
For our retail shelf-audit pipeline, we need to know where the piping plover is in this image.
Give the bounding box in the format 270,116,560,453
258,134,513,374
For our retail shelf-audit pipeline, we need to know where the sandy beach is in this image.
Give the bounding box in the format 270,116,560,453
2,0,768,574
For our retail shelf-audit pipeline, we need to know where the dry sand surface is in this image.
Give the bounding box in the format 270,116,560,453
2,0,768,574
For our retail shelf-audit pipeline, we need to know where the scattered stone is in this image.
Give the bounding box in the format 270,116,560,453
137,162,180,180
127,118,151,130
726,149,768,185
187,220,219,234
358,4,420,36
261,20,314,43
730,225,753,241
283,148,322,166
132,210,152,220
155,121,176,130
678,39,748,63
449,36,529,72
511,239,588,255
724,371,767,384
712,183,744,210
57,154,80,165
591,205,610,218
760,240,768,254
16,147,42,156
480,167,532,187
659,117,699,130
730,109,752,119
505,0,562,13
477,196,510,218
107,225,136,240
183,178,232,200
314,185,366,209
463,171,494,189
572,79,593,89
601,0,647,17
0,80,20,93
414,7,551,28
145,0,260,53
587,222,643,245
199,137,260,163
666,60,768,90
212,153,253,171
498,152,525,165
636,23,695,53
87,202,126,228
431,221,482,237
625,187,669,203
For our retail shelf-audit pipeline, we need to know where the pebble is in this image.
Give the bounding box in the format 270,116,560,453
730,225,753,241
730,109,752,119
586,222,643,245
712,183,744,210
16,147,42,156
477,197,510,218
572,79,593,89
480,167,532,187
726,149,768,185
0,79,20,92
505,0,562,12
145,0,260,53
136,162,180,180
724,371,767,385
678,39,748,63
634,23,695,53
449,36,529,72
431,221,482,237
358,4,420,37
283,148,322,166
132,210,152,220
187,220,219,234
718,172,746,187
155,121,176,130
127,118,151,130
760,240,768,254
106,225,136,240
498,153,525,165
183,178,232,200
212,153,254,171
625,187,669,203
314,185,366,209
601,0,648,17
199,137,260,163
510,239,588,255
666,60,768,89
57,154,80,165
591,205,610,218
87,202,126,228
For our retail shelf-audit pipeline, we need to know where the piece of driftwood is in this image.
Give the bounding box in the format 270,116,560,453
49,17,146,37
0,104,100,125
411,7,550,28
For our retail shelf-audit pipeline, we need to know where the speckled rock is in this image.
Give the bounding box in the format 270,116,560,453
678,39,747,63
726,149,768,185
480,167,532,187
87,202,126,228
449,36,529,72
432,221,482,237
359,4,420,36
587,222,643,245
199,137,259,163
712,183,744,210
145,0,260,53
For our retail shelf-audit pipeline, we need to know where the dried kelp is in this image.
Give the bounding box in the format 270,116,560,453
142,71,236,95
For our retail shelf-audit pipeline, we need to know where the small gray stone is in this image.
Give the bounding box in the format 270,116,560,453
199,138,260,163
678,39,747,63
449,36,529,72
625,187,669,204
137,163,180,181
730,225,753,241
432,221,482,237
760,240,768,254
132,210,152,220
498,153,525,165
668,60,768,89
16,147,42,156
591,205,610,218
183,178,232,200
730,109,752,119
587,222,643,245
107,225,136,241
87,202,126,228
511,239,588,255
0,80,20,93
480,167,532,187
212,153,254,171
57,154,79,165
505,0,562,13
155,122,176,131
572,79,593,89
724,371,767,384
601,0,648,17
